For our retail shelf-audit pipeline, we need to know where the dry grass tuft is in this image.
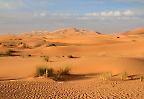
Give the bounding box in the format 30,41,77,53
140,76,144,82
35,66,54,77
35,65,71,81
121,72,128,80
100,72,112,80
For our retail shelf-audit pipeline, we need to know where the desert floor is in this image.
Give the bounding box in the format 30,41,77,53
0,27,144,98
0,78,144,99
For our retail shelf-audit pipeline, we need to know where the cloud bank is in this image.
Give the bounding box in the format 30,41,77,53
85,10,134,17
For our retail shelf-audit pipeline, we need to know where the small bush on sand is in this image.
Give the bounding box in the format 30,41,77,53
46,68,54,77
36,67,47,76
100,72,112,80
57,66,71,75
35,66,54,77
121,72,128,80
44,56,49,62
6,49,14,56
35,66,71,81
53,66,71,81
41,56,50,62
140,76,144,82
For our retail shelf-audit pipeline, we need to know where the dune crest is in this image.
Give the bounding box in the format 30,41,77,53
122,27,144,35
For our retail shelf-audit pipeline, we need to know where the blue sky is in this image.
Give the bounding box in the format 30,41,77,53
0,0,144,33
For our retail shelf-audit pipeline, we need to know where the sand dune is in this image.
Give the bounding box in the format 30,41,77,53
0,27,144,76
122,27,144,36
0,27,144,98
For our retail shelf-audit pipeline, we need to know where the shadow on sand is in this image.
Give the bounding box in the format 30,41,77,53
53,73,101,81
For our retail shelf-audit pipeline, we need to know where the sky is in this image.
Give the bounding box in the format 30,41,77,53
0,0,144,33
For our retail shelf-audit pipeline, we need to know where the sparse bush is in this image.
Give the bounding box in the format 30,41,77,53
121,72,128,80
36,66,47,77
44,56,49,62
41,56,50,62
35,65,71,81
35,66,54,77
46,68,54,77
53,66,71,81
5,49,14,56
53,74,66,81
100,72,112,80
57,66,71,75
140,76,144,82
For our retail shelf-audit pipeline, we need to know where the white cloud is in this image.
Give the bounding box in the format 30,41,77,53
123,10,134,16
33,12,47,17
100,11,121,16
32,9,137,21
40,12,47,17
113,11,121,16
85,10,134,17
50,13,76,17
85,13,99,17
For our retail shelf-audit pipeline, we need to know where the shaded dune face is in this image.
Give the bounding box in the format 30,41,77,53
0,27,144,79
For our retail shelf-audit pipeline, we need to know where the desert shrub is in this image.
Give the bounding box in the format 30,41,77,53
35,65,71,81
35,66,54,77
53,73,66,81
57,66,71,75
53,66,71,81
100,72,112,80
121,72,128,80
140,76,144,82
44,56,49,62
46,68,54,77
41,56,49,62
6,49,14,56
36,67,47,77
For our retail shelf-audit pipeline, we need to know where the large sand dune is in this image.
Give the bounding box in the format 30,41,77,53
0,27,144,98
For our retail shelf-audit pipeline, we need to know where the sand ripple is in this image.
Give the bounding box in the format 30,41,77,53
0,78,144,99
